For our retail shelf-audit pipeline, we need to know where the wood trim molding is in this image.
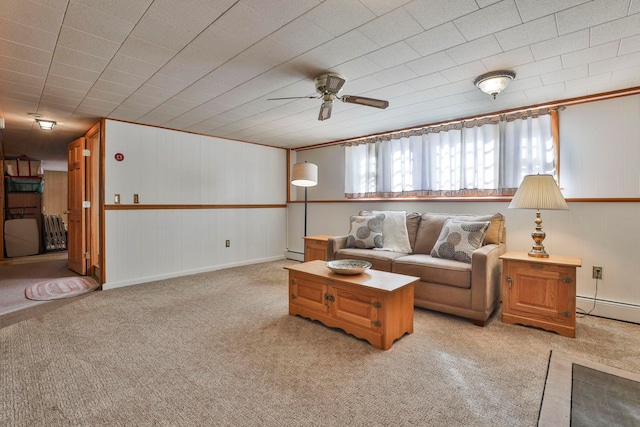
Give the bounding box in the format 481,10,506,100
105,204,287,210
287,198,640,203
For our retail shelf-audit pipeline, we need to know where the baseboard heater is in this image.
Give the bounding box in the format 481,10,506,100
577,296,640,325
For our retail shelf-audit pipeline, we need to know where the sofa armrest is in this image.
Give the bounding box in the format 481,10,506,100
470,243,507,313
327,236,348,261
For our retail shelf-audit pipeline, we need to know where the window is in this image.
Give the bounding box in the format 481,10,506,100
345,111,556,198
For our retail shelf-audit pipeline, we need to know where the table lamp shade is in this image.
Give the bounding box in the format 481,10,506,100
291,162,318,187
509,174,568,210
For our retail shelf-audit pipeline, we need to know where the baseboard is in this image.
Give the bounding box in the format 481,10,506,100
102,255,285,290
576,296,640,324
285,250,304,262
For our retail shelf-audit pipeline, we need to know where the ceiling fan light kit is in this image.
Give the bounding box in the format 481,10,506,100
474,70,516,99
268,72,389,121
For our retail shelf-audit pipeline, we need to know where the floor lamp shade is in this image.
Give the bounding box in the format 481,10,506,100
509,174,568,257
291,162,318,187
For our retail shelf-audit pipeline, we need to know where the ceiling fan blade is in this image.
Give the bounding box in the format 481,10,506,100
324,74,346,94
267,96,319,100
341,95,389,109
318,102,333,121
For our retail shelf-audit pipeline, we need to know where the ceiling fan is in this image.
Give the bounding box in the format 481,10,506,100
268,72,389,121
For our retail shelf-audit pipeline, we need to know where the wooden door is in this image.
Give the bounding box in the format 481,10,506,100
68,137,87,275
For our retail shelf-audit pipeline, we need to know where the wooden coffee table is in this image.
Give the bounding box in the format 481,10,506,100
285,260,418,350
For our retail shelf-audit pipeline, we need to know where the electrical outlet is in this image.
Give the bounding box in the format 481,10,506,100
592,266,603,279
225,240,230,247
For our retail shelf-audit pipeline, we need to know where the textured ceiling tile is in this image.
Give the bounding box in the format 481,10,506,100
631,0,640,14
64,2,134,43
52,47,109,72
495,15,558,52
514,0,590,22
92,79,138,97
0,55,48,78
99,67,147,88
75,0,152,23
175,79,231,104
620,34,640,55
366,42,421,69
57,27,120,60
406,22,466,57
405,52,457,76
295,30,379,70
555,0,629,35
0,16,58,51
513,56,563,79
3,0,65,34
269,17,334,54
481,46,535,70
107,53,161,80
214,1,286,47
540,65,588,85
303,0,376,36
530,30,589,60
405,72,450,91
565,72,612,90
0,39,51,66
562,41,620,69
144,0,235,32
590,13,640,47
0,69,45,87
118,37,177,67
358,0,412,16
85,88,129,104
131,14,197,51
453,0,522,41
589,51,640,75
441,60,488,83
332,56,384,81
359,7,424,47
49,61,100,83
145,74,192,93
404,0,478,31
446,35,503,65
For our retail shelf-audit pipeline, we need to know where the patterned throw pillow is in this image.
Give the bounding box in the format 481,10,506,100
430,219,490,263
345,214,385,249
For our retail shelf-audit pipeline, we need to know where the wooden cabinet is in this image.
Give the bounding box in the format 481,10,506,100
500,252,581,337
303,235,331,262
286,260,417,350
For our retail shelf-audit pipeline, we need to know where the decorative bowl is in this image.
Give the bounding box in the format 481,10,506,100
325,260,372,275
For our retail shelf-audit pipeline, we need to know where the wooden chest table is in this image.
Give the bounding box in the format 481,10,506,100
285,260,418,350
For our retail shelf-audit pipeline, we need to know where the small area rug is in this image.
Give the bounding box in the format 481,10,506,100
538,350,640,426
25,276,100,301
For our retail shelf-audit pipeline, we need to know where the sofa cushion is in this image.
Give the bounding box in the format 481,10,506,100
413,214,451,254
345,214,384,249
371,210,412,253
413,212,505,254
430,219,490,264
336,248,405,272
392,254,472,289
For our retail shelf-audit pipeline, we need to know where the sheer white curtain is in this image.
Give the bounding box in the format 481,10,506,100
345,113,555,198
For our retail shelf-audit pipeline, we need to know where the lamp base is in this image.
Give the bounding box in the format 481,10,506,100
528,248,549,258
528,210,550,258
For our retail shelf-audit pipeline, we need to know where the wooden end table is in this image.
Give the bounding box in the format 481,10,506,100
500,252,582,337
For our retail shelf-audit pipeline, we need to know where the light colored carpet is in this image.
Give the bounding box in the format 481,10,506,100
538,351,640,426
1,260,639,426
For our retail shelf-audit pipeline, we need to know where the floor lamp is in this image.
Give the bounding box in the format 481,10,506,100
291,162,318,238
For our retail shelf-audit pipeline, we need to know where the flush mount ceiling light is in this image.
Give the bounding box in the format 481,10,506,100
36,119,56,130
473,70,516,99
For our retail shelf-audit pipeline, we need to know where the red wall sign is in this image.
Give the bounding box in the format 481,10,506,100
114,153,125,161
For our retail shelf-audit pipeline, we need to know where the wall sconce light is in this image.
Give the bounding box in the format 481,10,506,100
474,70,516,99
36,119,56,130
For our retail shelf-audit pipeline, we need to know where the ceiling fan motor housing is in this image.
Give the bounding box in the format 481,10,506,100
314,72,344,94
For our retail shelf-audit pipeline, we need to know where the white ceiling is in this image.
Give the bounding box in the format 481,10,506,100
2,0,640,170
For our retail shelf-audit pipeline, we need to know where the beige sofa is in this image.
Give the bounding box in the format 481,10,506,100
327,212,506,326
